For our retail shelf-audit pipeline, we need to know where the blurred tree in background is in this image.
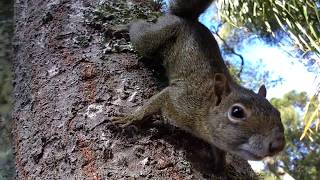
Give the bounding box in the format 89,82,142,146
0,0,14,179
270,91,320,179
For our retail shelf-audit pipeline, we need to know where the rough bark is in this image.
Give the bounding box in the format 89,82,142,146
13,0,256,179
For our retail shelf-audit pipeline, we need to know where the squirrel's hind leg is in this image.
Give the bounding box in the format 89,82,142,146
129,15,180,57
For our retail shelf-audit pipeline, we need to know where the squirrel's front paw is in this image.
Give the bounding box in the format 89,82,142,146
112,115,136,128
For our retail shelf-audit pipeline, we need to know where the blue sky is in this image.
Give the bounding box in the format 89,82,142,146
237,40,319,99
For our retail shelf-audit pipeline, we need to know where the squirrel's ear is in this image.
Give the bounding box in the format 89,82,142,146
258,85,267,98
214,73,230,105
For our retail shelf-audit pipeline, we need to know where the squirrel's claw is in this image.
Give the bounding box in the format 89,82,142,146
111,116,134,128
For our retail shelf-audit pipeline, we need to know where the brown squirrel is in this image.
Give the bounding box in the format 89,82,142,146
114,0,285,171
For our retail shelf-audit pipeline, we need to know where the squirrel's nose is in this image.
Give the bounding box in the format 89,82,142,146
268,135,285,154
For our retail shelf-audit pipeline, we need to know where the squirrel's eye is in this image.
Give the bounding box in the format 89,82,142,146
228,104,247,122
231,106,245,118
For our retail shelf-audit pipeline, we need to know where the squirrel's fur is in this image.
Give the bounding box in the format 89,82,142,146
114,0,285,172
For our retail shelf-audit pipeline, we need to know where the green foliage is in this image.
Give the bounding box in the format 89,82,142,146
0,0,14,179
271,90,307,124
218,0,320,56
270,91,320,179
0,63,12,114
301,92,319,141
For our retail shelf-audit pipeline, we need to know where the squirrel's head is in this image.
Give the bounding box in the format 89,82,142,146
207,73,285,160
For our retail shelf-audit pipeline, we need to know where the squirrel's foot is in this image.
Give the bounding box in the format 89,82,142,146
112,116,132,127
112,115,141,128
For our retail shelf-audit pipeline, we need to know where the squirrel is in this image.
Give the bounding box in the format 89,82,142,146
114,0,285,172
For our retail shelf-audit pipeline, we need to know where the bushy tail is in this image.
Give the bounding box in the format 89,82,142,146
169,0,214,20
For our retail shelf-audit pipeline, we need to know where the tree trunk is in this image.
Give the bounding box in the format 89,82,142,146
12,0,256,179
